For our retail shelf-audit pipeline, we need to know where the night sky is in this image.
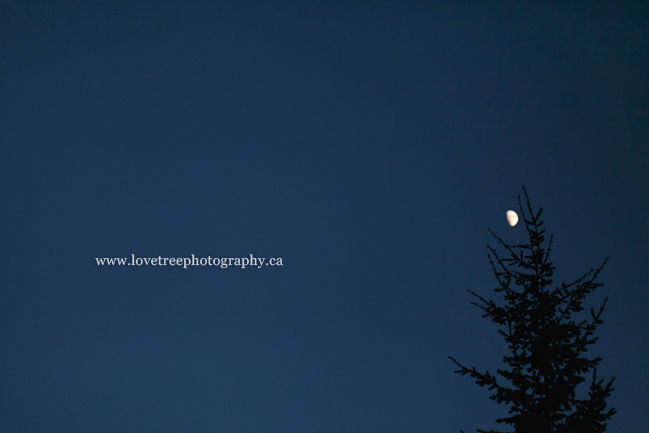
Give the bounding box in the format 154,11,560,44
1,2,648,432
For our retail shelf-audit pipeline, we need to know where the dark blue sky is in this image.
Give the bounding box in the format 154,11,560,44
1,2,647,432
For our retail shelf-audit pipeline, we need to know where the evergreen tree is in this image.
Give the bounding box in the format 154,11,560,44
449,188,616,433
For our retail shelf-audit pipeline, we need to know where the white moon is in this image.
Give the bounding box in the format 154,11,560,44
506,210,519,227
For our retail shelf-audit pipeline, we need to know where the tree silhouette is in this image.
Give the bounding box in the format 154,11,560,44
449,188,616,433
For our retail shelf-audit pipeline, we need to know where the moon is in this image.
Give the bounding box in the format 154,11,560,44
506,210,518,227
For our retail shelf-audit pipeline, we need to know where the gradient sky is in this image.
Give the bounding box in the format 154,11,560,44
1,2,648,432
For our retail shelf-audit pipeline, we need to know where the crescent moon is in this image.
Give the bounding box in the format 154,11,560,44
506,210,518,227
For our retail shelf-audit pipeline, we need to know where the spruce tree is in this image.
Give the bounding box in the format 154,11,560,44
449,188,616,433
